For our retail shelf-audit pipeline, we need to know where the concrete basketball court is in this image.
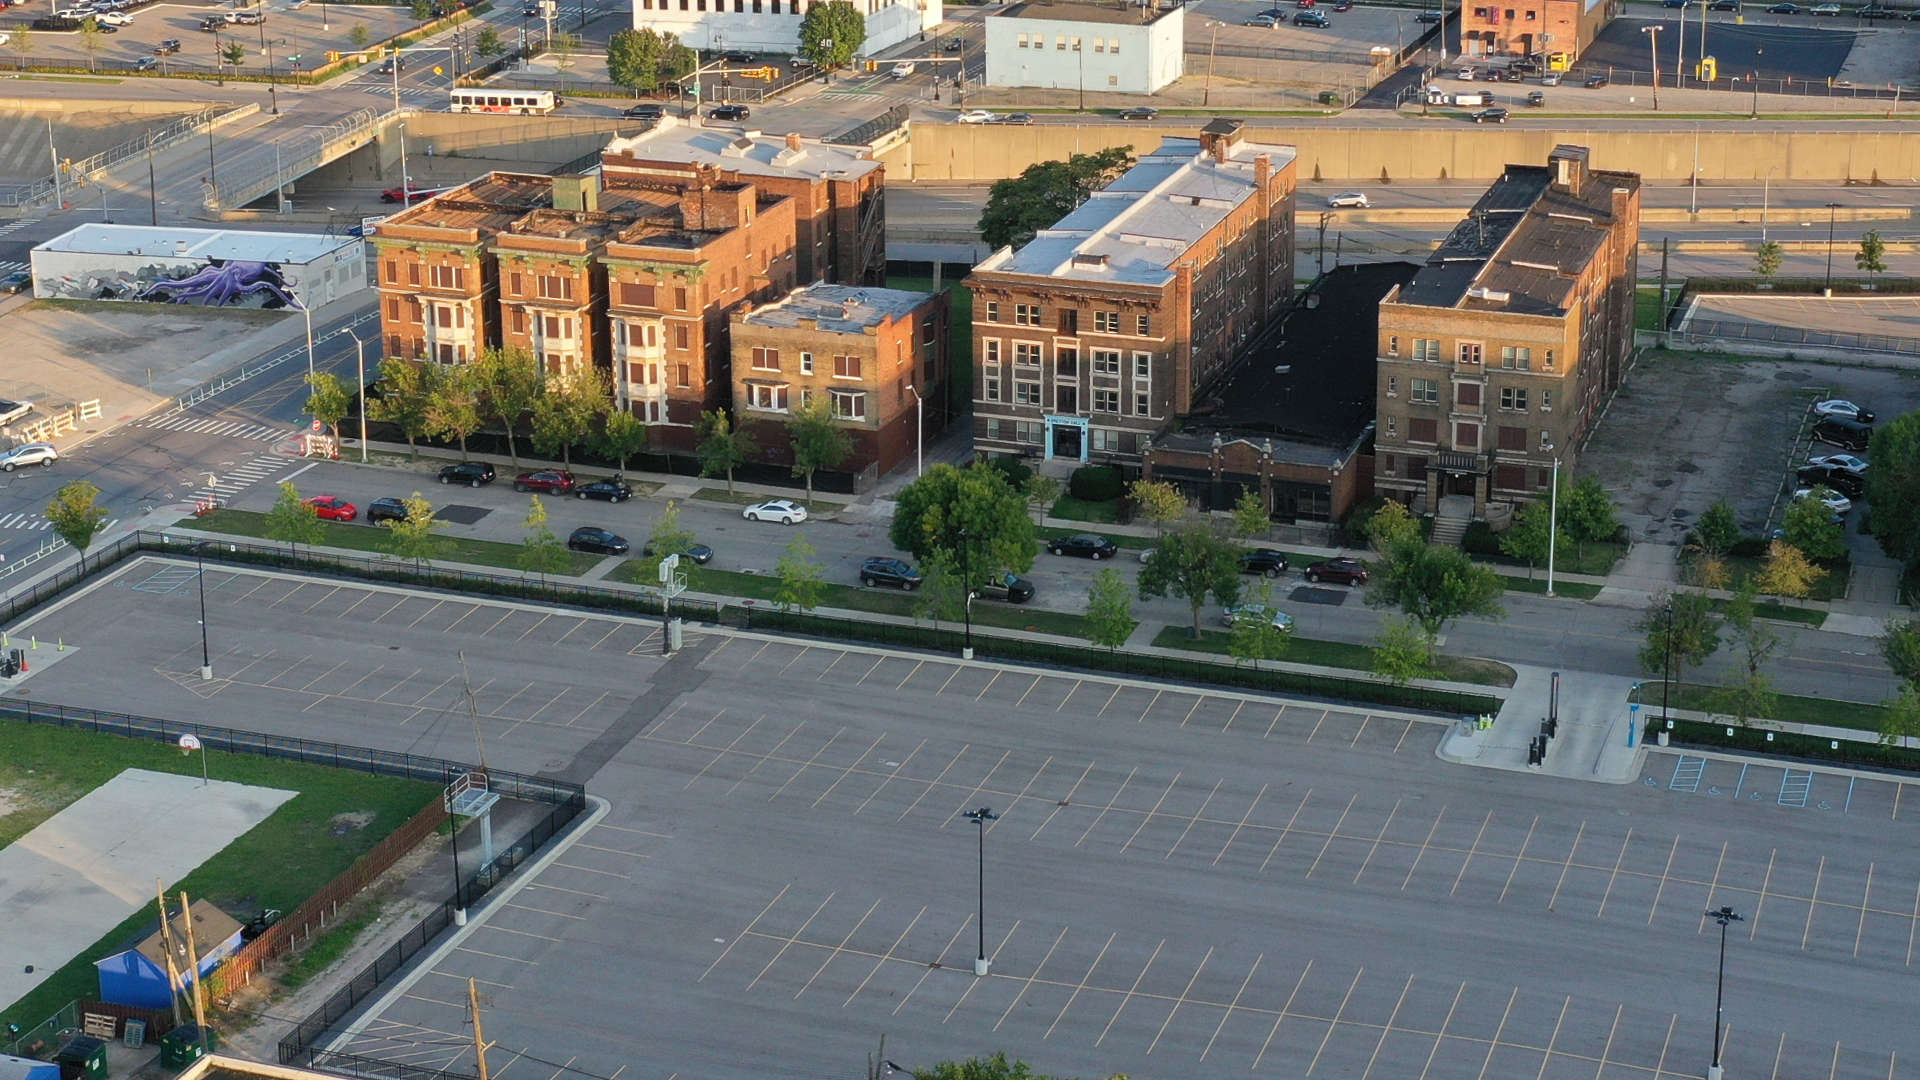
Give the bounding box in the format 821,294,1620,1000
0,769,296,1010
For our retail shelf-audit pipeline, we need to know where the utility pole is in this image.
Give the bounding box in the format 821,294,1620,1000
467,978,493,1080
1203,22,1218,106
1641,25,1660,110
47,118,61,210
179,891,210,1057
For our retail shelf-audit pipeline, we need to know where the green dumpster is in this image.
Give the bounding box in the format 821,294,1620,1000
54,1035,108,1080
158,1025,218,1070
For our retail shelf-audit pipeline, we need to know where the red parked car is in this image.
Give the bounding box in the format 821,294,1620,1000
512,470,576,494
306,495,357,522
1304,557,1369,585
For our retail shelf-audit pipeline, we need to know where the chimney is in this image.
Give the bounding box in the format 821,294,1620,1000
1548,144,1590,195
785,132,803,151
1198,118,1244,161
552,173,599,213
679,183,756,231
1253,152,1272,196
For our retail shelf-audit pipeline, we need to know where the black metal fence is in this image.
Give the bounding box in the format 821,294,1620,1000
1565,63,1907,101
304,1049,481,1080
827,104,910,146
1680,319,1920,357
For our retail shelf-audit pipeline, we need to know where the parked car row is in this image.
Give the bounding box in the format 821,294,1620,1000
1810,399,1874,452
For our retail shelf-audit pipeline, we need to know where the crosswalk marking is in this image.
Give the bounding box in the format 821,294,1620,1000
135,415,292,441
0,260,27,275
0,512,118,532
0,218,40,239
188,454,294,503
361,85,441,101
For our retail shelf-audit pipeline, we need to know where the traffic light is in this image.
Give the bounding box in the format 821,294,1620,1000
865,59,878,71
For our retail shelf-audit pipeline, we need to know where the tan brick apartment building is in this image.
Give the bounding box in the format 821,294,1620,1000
373,166,798,449
730,283,947,481
1459,0,1618,60
1374,145,1640,520
602,125,886,288
965,120,1296,466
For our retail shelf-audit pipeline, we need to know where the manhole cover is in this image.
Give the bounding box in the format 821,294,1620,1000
437,504,492,525
1288,586,1350,606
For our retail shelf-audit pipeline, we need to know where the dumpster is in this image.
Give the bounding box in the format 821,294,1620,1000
52,1037,106,1080
157,1026,217,1071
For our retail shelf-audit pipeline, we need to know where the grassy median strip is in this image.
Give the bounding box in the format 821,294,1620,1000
1647,683,1887,733
1151,626,1517,687
176,510,603,575
1499,575,1605,599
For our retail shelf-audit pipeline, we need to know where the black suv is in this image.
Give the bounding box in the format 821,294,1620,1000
567,527,629,555
1047,533,1118,560
622,103,665,120
575,478,633,502
1240,548,1290,577
859,556,922,590
1796,465,1865,499
708,104,751,121
1812,417,1872,451
975,572,1035,603
367,497,410,524
437,461,496,487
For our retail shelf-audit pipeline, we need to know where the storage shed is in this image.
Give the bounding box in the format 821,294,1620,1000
95,901,245,1010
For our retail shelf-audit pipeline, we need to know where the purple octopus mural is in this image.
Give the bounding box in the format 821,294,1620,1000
136,258,295,308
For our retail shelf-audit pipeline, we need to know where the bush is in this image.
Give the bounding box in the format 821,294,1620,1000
1462,520,1502,556
1728,536,1771,558
1343,495,1390,542
1069,464,1125,502
982,454,1031,492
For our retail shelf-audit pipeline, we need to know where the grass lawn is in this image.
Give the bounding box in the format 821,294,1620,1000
0,723,439,1029
178,510,603,575
1150,626,1517,687
1682,552,1850,602
1635,287,1670,332
1049,496,1123,524
1499,575,1605,599
1640,683,1888,733
1704,595,1827,627
690,487,846,513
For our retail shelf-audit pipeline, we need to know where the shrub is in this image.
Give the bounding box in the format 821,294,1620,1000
1343,494,1390,542
1728,536,1771,559
1462,520,1502,556
982,454,1031,492
1069,464,1125,502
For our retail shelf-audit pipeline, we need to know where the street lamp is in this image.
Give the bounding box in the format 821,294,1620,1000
1640,25,1660,110
345,327,370,462
265,37,279,114
1704,906,1745,1080
904,383,924,478
956,528,975,661
1823,201,1842,296
194,543,213,680
1661,595,1675,728
1751,47,1762,117
960,806,999,976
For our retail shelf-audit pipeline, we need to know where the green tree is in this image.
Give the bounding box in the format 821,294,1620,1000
1753,239,1783,278
517,495,571,582
1880,617,1920,685
263,480,322,555
1364,540,1504,656
1228,582,1292,670
607,27,672,95
594,407,650,472
1364,499,1420,551
77,17,104,70
10,28,34,71
697,408,755,494
549,30,580,72
379,491,446,570
1716,581,1783,724
1635,590,1720,683
348,23,371,49
1754,539,1825,599
474,26,503,57
1138,525,1243,639
1372,616,1437,686
1025,475,1062,514
44,480,109,570
915,553,969,626
913,1053,1052,1080
1559,474,1619,551
368,358,436,461
1879,683,1920,749
1230,488,1269,540
1856,229,1888,279
979,147,1136,251
1694,499,1740,559
1084,567,1137,653
1497,498,1566,578
889,463,1037,578
426,362,483,456
410,0,434,21
786,396,852,503
1865,413,1920,569
528,369,604,468
644,500,697,578
304,372,352,446
1781,491,1846,562
797,0,864,71
1127,478,1187,535
774,534,825,612
221,40,247,68
475,346,542,467
660,36,697,81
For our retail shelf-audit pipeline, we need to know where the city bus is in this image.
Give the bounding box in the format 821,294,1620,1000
448,88,559,115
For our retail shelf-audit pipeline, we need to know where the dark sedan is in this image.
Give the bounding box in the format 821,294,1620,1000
1240,548,1290,577
567,527,629,556
1047,533,1119,560
708,104,752,121
642,539,714,564
1304,557,1369,585
366,497,410,525
0,271,30,295
1795,465,1865,499
574,478,633,502
859,556,923,590
438,461,495,487
975,572,1035,603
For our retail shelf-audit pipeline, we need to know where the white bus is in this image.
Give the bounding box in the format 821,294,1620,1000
449,88,559,115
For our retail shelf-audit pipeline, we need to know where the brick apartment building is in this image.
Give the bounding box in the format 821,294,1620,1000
1373,145,1640,521
601,124,886,288
965,119,1297,466
1459,0,1618,60
373,166,799,449
730,283,948,481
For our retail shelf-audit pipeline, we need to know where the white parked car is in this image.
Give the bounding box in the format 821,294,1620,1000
1812,398,1874,423
0,32,12,47
1222,604,1296,631
0,400,32,426
1807,452,1868,474
94,10,132,24
0,442,57,471
955,109,996,124
1327,191,1369,208
1793,486,1852,514
742,498,809,525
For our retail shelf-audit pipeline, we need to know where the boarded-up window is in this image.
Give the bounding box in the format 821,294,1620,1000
1408,417,1438,443
620,282,657,308
1495,464,1527,490
1456,382,1481,407
1497,425,1526,451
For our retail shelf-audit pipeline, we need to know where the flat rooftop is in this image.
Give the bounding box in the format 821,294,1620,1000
378,172,555,235
996,0,1169,24
976,132,1295,287
603,120,882,182
742,283,931,333
33,223,357,264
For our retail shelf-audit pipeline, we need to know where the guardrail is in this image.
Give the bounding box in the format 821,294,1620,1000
0,103,251,209
172,309,381,411
207,107,395,212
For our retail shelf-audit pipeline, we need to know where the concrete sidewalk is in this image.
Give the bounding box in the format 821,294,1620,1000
1438,664,1646,783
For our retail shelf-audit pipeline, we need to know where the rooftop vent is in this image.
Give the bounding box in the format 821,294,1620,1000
1466,286,1512,303
1071,252,1109,268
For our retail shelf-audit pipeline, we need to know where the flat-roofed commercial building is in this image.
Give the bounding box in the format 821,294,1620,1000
984,0,1184,95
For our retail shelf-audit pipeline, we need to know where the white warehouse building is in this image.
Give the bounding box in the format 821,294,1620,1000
631,0,941,55
985,0,1183,95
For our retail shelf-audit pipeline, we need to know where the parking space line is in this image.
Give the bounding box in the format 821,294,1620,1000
1213,782,1269,867
1404,806,1448,890
1450,810,1496,897
1254,959,1314,1071
407,600,449,629
1360,975,1416,1080
1844,777,1856,815
1534,994,1570,1080
1013,675,1044,708
1120,772,1184,853
1178,696,1203,727
472,609,513,637
682,709,728,748
943,750,1013,830
814,651,851,683
936,664,964,695
234,577,274,603
1652,1014,1678,1080
1547,821,1588,911
1907,880,1918,966
1856,863,1874,957
524,882,607,901
1305,967,1363,1078
1135,689,1163,724
1803,855,1826,950
1220,700,1245,733
1416,982,1466,1080
1045,931,1117,1039
1200,953,1261,1062
942,921,1022,1024
1264,707,1285,738
745,890,837,992
994,925,1070,1032
1698,841,1730,933
1031,760,1096,840
505,901,586,921
368,596,410,623
1475,987,1519,1080
1353,798,1402,884
893,914,972,1016
447,604,496,636
1307,709,1330,743
896,744,972,823
1002,755,1056,823
489,679,535,715
514,613,553,642
845,905,926,1008
973,671,1004,701
1829,1041,1841,1080
425,969,515,990
699,883,790,982
479,924,563,944
794,897,881,1000
298,660,349,692
853,656,886,685
1394,718,1418,753
406,674,459,707
811,733,887,809
300,586,343,614
726,721,807,797
1145,944,1214,1054
335,664,384,697
1260,788,1315,874
514,689,574,732
1733,763,1750,800
894,660,924,690
1647,834,1682,924
564,690,611,727
1075,766,1138,847
768,727,847,803
1094,937,1164,1047
854,737,925,815
1498,815,1539,904
1896,784,1906,822
549,861,633,880
225,648,279,681
1595,828,1635,919
1349,714,1370,748
1094,684,1122,717
1751,849,1777,940
1055,680,1082,712
1306,793,1359,879
454,944,538,965
1165,779,1223,860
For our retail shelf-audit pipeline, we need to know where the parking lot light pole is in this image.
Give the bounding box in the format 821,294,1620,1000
961,806,999,976
1661,596,1674,727
1704,906,1744,1080
1823,201,1842,296
195,543,212,680
957,528,974,661
1641,26,1660,110
346,328,370,462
